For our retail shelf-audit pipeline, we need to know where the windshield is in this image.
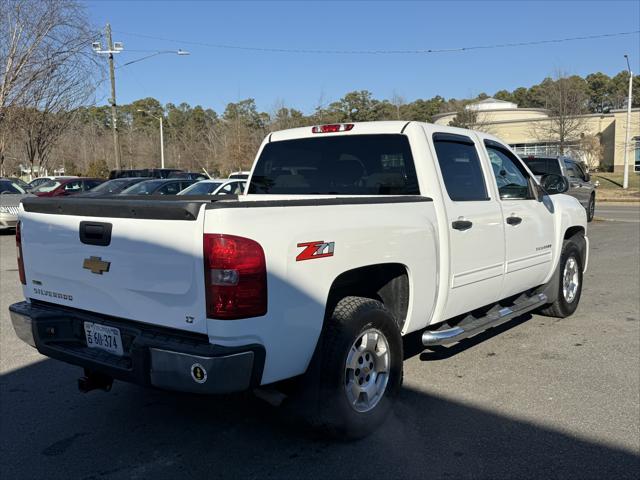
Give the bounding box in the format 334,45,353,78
249,135,419,195
178,181,222,195
121,180,165,195
0,180,26,194
522,158,561,176
32,180,61,193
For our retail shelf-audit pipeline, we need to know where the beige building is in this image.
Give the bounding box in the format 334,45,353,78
433,98,640,172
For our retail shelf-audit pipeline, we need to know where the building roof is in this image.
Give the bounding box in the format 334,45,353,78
466,97,518,111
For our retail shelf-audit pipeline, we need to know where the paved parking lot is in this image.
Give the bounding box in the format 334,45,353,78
1,210,639,479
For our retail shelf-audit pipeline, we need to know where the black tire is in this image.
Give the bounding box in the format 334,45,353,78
586,194,595,222
539,239,584,318
306,296,403,440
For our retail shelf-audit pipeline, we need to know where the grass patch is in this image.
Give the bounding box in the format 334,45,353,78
593,172,640,190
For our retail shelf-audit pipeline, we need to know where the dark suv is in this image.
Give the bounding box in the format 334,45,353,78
521,156,596,222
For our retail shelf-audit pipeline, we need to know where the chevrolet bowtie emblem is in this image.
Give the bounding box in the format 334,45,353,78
83,256,111,275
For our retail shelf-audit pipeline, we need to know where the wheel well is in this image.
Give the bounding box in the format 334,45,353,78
564,226,587,265
325,264,410,330
564,226,585,241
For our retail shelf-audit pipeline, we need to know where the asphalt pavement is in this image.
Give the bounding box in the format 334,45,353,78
595,202,640,223
0,218,638,479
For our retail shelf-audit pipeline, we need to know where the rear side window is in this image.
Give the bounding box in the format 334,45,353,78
249,135,420,195
432,134,488,201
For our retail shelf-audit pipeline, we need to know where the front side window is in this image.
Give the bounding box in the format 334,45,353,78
485,142,532,200
433,134,488,201
249,135,419,195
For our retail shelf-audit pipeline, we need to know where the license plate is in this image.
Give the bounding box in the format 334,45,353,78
84,322,123,356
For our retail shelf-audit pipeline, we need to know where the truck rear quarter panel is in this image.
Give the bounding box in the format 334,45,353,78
203,198,438,384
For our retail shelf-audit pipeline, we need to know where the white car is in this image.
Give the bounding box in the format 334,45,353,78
178,179,246,196
10,121,588,439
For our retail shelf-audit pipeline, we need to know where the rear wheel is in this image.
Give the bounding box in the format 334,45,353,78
586,194,595,222
306,296,403,440
539,239,584,318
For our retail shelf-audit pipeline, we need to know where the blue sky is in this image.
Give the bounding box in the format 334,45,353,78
86,0,640,114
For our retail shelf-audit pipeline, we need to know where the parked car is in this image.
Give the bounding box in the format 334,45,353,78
0,179,29,230
109,168,183,179
27,176,77,190
521,156,596,221
31,177,105,197
77,177,152,197
168,171,209,180
228,171,250,180
178,179,246,196
11,121,588,439
119,178,196,195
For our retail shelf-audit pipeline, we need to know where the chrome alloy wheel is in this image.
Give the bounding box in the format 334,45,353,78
344,328,390,413
563,256,580,303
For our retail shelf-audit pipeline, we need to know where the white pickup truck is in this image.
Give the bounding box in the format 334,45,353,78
10,121,588,438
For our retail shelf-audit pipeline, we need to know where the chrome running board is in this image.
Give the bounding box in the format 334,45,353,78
422,293,547,346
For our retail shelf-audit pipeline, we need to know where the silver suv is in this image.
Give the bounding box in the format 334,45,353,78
521,156,596,222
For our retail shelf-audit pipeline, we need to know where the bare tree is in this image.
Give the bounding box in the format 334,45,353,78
530,71,589,154
577,134,604,171
0,0,99,175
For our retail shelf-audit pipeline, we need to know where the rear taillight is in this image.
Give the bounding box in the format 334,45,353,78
16,221,26,285
203,234,267,319
311,123,354,133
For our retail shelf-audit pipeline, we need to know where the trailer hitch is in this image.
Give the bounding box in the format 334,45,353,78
78,369,113,393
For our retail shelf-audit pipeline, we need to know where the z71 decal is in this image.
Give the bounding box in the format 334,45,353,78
296,241,335,262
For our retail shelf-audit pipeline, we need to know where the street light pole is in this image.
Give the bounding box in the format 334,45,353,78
138,110,165,168
623,54,633,189
159,115,165,169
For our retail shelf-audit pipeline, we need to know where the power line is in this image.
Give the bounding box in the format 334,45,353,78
114,29,640,55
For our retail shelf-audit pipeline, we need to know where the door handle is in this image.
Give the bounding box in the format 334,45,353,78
506,216,522,226
452,220,473,231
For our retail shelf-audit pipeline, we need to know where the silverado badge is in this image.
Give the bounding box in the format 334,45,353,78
83,256,111,275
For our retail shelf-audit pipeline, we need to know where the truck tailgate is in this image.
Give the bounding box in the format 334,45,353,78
19,197,212,335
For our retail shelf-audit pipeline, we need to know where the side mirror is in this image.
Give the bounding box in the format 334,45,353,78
585,173,591,182
540,174,569,195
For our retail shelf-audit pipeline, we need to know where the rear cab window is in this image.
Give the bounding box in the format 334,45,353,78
522,157,561,176
249,135,420,195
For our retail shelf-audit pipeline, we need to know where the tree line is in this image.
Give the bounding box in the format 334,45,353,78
1,0,638,178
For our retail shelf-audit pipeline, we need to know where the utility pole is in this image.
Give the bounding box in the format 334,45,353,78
92,24,124,170
622,54,633,189
106,24,121,170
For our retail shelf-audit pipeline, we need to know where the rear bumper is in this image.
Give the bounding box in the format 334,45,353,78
9,301,265,394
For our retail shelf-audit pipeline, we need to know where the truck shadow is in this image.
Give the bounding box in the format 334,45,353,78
1,356,637,479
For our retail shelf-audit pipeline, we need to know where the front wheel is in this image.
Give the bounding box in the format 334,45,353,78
306,296,403,440
586,194,595,222
539,239,584,318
